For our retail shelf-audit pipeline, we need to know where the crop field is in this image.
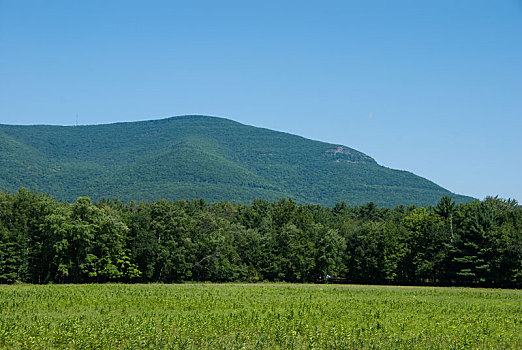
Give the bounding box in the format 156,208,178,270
0,284,520,349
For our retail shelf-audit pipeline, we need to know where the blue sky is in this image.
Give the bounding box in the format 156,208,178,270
1,0,521,201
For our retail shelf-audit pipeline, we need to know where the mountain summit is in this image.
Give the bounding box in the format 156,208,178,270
0,115,472,206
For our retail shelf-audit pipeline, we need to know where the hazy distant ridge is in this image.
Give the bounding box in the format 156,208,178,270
0,115,473,206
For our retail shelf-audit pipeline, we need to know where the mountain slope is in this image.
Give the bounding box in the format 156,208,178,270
0,115,473,206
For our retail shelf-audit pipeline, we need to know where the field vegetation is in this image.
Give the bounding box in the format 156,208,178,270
0,283,520,349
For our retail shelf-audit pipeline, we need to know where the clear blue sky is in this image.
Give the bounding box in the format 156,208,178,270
1,1,521,201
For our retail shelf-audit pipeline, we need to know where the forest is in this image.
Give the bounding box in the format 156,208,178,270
0,188,520,287
0,116,473,207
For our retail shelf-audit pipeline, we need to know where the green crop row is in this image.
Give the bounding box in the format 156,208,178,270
0,284,520,349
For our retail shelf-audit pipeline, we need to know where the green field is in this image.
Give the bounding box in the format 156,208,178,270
0,284,520,349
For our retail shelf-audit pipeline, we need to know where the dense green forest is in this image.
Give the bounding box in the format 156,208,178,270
0,188,519,287
0,115,473,207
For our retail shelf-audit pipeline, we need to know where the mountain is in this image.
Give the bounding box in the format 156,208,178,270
0,115,473,206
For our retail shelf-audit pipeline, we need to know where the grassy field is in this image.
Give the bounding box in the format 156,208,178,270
0,284,520,349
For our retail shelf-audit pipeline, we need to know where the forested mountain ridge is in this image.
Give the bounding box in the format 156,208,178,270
0,115,473,206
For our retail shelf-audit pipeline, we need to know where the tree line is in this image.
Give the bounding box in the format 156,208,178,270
0,188,520,287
